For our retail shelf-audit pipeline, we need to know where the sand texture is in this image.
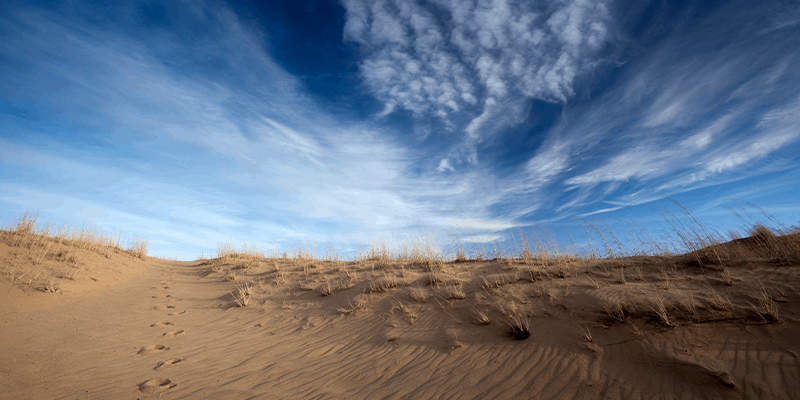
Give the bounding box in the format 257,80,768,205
2,234,800,399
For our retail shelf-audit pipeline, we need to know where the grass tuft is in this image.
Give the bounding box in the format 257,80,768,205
469,306,491,325
652,295,675,327
319,280,333,296
753,282,779,323
602,299,626,323
506,314,531,340
231,281,253,307
44,278,62,294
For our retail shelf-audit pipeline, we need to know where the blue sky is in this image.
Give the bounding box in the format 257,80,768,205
1,0,799,261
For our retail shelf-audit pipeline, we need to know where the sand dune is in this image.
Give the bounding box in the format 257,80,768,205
2,226,800,399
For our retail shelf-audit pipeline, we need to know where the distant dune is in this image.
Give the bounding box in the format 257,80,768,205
2,213,800,399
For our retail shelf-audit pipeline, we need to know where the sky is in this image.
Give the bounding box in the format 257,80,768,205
1,0,799,261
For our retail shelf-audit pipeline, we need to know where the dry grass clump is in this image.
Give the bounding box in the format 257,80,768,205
442,284,466,300
629,322,644,339
427,272,445,286
392,301,419,324
481,273,518,290
506,313,531,340
658,267,671,290
336,273,358,291
44,278,63,294
224,272,238,281
126,238,149,259
337,294,370,315
234,260,262,270
210,261,224,274
231,281,253,307
706,286,734,313
365,274,401,294
525,267,551,282
577,323,592,342
601,298,627,323
425,270,464,287
554,264,577,279
752,283,780,323
496,302,531,340
651,295,675,327
55,250,79,266
58,267,80,280
408,286,429,303
615,267,626,284
318,280,333,297
469,306,491,325
678,290,699,319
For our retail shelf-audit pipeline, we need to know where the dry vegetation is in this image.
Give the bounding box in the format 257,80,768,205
191,204,799,344
0,211,150,294
4,205,798,343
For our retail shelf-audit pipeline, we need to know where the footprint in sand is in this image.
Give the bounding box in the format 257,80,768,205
168,311,186,316
138,345,169,355
138,378,176,394
152,294,172,299
151,305,176,311
154,358,182,371
151,322,174,328
163,330,185,338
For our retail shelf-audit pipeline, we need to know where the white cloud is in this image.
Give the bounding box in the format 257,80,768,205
437,158,456,172
376,100,396,118
343,0,613,159
521,141,571,190
578,206,622,217
563,110,735,189
697,98,800,179
679,113,733,150
705,132,799,174
445,217,516,231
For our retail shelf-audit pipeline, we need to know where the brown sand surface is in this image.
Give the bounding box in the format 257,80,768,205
2,238,800,399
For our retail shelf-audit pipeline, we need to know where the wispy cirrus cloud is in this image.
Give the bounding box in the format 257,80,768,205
1,0,526,258
495,0,800,218
342,0,613,164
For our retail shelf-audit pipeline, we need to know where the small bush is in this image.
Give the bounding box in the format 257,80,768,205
44,278,62,294
232,281,253,307
506,314,531,340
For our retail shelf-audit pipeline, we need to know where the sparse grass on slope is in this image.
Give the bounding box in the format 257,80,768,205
204,203,798,345
0,211,150,294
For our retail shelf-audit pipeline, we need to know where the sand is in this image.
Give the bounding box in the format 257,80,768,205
2,236,800,399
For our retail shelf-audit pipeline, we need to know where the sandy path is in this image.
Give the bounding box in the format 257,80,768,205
1,260,192,398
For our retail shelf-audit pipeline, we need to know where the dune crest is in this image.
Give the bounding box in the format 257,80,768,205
2,214,800,399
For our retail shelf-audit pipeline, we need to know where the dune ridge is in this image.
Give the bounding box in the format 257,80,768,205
1,211,800,399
